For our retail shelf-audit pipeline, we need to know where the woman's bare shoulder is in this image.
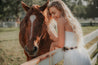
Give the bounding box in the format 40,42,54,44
64,21,73,32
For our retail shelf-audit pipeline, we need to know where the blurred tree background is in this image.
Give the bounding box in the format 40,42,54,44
0,0,98,22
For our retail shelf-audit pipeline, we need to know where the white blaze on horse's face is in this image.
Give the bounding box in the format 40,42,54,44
30,15,36,23
30,15,36,39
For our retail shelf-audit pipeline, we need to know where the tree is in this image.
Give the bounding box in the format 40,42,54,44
86,0,98,18
73,5,86,18
65,0,87,18
0,0,22,21
0,0,10,20
0,0,48,21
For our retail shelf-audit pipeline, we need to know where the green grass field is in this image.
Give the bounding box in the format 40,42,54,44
0,26,98,65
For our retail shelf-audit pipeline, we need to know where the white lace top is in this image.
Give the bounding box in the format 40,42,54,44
48,19,58,38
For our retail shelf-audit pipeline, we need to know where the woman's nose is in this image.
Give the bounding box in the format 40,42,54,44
52,14,54,17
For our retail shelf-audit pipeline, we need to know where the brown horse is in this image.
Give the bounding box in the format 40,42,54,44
19,0,53,61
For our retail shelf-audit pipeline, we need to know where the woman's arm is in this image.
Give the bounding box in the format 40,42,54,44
47,28,58,41
51,20,65,48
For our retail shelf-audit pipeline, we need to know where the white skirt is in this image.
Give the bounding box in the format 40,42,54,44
64,47,91,65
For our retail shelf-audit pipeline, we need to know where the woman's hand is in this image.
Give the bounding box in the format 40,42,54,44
50,43,55,51
50,42,59,51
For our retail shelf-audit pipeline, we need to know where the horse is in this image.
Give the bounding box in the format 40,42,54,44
19,0,53,61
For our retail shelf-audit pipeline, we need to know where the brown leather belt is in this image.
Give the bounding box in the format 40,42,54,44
63,46,77,51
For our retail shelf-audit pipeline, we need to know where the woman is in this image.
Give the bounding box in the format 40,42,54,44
47,0,91,65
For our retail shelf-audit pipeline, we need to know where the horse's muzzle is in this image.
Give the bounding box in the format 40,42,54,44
24,46,38,56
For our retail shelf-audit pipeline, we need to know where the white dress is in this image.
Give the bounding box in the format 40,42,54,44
48,19,91,65
64,31,91,65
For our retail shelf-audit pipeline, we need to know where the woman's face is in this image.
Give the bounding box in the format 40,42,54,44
49,6,61,19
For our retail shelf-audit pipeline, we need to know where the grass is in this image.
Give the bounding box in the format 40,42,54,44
0,28,19,33
82,26,98,35
0,28,26,65
0,26,98,65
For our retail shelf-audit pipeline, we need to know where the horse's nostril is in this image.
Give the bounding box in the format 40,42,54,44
33,46,38,52
24,46,38,56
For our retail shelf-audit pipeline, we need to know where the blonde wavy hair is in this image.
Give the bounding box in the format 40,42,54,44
48,0,84,46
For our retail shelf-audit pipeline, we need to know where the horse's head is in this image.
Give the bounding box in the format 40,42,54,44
20,0,49,57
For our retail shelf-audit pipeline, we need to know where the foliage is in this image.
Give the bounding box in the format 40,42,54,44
86,0,98,18
0,0,47,21
0,0,21,20
73,5,86,18
0,0,98,21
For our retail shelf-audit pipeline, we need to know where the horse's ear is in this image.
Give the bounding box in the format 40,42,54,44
39,0,49,11
21,1,30,12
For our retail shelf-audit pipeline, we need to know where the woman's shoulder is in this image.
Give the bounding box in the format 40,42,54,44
64,21,73,32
